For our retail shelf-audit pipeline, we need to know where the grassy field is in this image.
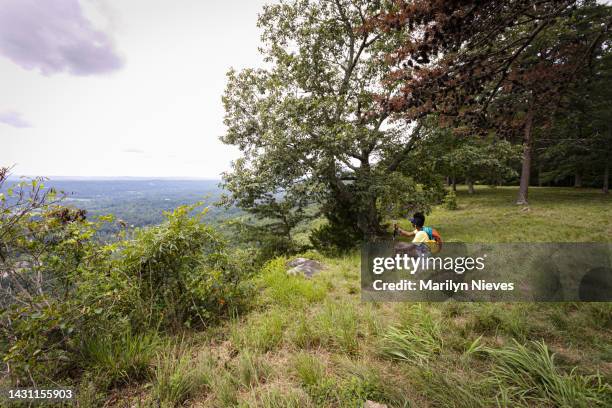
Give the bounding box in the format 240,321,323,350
420,186,612,243
96,187,611,407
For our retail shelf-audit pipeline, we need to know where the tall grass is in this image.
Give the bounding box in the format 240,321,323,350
79,330,159,387
245,387,312,408
260,258,326,307
230,309,286,352
293,352,326,388
151,346,214,407
314,300,360,354
486,340,611,407
235,350,272,388
380,315,443,364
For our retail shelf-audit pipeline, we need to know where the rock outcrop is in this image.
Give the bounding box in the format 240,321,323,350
286,257,325,278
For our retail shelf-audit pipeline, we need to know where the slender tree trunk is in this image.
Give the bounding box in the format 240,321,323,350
466,177,475,194
452,175,457,192
603,161,609,194
516,102,534,205
446,176,450,186
574,171,582,188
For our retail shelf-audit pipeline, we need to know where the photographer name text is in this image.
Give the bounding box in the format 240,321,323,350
371,279,514,292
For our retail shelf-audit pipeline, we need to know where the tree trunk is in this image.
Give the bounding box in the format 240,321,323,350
603,161,609,194
451,176,456,192
358,196,382,240
446,176,451,186
466,177,475,194
574,171,582,188
516,102,534,205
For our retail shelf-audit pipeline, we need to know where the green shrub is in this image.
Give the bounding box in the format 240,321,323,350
1,197,251,385
121,205,252,330
442,190,458,210
309,221,361,256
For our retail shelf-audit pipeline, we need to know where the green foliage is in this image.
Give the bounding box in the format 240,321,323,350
293,354,399,407
221,0,439,242
414,367,493,408
313,301,360,355
210,371,239,407
443,138,522,189
380,316,443,364
309,217,362,255
246,387,311,408
377,171,443,223
486,340,612,407
293,352,326,388
225,218,306,265
79,330,159,388
260,258,326,307
234,350,271,388
151,346,213,407
120,205,251,330
0,172,251,386
0,178,134,384
442,190,458,210
230,309,287,353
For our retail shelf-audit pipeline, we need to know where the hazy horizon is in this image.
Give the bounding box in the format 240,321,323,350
7,174,222,180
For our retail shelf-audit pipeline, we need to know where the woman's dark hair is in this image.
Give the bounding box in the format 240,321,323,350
412,212,425,228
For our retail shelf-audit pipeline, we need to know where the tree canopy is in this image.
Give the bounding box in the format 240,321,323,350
221,0,441,245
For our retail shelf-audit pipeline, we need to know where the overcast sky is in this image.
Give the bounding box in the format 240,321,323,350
1,0,269,178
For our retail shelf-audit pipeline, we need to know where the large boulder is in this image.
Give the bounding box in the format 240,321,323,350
286,257,325,278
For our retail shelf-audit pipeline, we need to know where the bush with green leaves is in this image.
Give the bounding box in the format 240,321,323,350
0,169,252,385
120,205,252,330
442,190,458,210
1,171,132,383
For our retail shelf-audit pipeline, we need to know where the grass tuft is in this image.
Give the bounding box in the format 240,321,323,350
235,350,272,388
486,340,612,407
151,345,213,407
293,352,326,388
231,309,286,352
80,330,159,387
380,314,443,364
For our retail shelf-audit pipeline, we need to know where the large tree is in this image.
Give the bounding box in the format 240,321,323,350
370,0,611,204
221,0,439,242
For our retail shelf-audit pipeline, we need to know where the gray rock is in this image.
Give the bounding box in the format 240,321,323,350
363,401,387,408
286,257,325,278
